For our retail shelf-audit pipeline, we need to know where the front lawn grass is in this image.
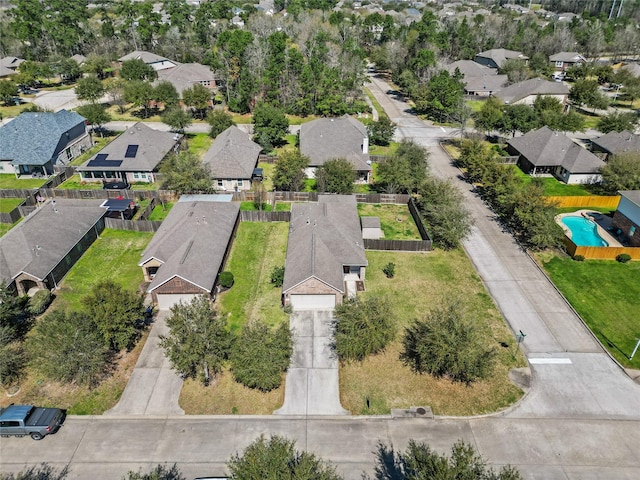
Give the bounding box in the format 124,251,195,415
369,141,399,156
0,174,46,189
0,197,24,212
56,174,103,190
51,229,153,312
186,133,212,159
339,249,526,416
357,203,421,240
148,202,174,221
539,254,640,369
217,222,289,332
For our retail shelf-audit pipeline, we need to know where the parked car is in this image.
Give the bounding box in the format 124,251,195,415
0,404,66,440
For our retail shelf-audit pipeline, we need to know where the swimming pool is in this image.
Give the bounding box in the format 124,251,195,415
561,216,609,247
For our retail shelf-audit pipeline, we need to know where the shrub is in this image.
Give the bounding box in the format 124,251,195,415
573,255,585,262
27,289,53,315
382,262,396,278
333,297,396,362
270,266,285,287
616,253,632,263
219,271,234,288
400,300,495,385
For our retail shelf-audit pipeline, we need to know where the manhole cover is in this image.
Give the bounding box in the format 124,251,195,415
416,407,426,415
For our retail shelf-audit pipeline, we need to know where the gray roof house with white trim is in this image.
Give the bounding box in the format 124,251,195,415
613,190,640,247
549,52,586,72
591,131,640,160
202,126,261,191
507,126,605,184
118,51,177,71
300,116,372,182
0,199,106,295
77,122,180,185
282,195,367,310
0,110,91,176
475,49,528,69
495,78,569,105
139,197,240,309
156,62,216,95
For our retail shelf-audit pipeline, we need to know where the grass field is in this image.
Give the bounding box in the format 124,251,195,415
0,218,22,237
508,166,596,196
69,135,116,166
258,162,275,191
539,254,640,369
51,229,153,312
148,202,174,221
57,174,103,190
217,222,289,332
186,133,213,159
357,203,421,240
0,174,46,189
339,249,526,416
0,197,24,212
369,141,399,156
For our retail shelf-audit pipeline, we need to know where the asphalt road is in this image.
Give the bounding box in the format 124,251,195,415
2,76,640,480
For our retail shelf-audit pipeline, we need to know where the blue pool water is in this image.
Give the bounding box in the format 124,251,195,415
561,216,608,247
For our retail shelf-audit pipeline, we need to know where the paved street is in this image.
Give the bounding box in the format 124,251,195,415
2,76,640,479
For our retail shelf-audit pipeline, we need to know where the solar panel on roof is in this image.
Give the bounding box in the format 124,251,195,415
96,153,108,161
87,158,123,168
125,145,139,158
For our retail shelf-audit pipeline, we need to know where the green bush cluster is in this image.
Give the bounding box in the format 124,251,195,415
616,253,632,263
270,266,285,287
27,289,53,315
219,271,234,288
382,262,396,278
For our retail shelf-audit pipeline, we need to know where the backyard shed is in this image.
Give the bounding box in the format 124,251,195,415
361,216,383,239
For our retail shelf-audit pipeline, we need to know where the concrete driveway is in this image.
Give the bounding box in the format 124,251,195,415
105,311,184,416
275,310,348,416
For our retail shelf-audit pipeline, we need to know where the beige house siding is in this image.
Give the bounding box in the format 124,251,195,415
140,258,163,282
214,178,252,191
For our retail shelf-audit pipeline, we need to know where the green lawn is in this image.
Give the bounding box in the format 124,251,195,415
186,133,213,159
364,87,386,119
218,222,289,333
148,202,174,221
57,174,103,190
240,201,273,211
130,182,160,191
339,249,525,416
508,167,595,196
579,112,601,130
540,255,640,369
258,162,275,191
0,174,46,189
369,141,399,156
69,135,117,166
0,197,24,212
357,203,422,240
466,99,485,112
51,229,153,312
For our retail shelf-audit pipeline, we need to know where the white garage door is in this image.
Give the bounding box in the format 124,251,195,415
156,294,200,310
289,294,336,311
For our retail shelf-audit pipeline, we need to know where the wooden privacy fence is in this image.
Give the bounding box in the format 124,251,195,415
240,211,291,222
355,193,410,204
136,197,157,221
407,197,432,242
563,237,640,260
0,208,21,224
104,218,162,232
547,196,620,209
364,238,432,252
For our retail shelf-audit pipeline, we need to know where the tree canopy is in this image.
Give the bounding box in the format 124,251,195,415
315,158,355,194
160,151,213,194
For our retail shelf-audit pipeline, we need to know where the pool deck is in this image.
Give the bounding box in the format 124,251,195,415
555,210,623,247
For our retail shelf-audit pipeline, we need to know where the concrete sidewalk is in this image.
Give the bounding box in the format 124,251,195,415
105,312,184,416
274,310,348,416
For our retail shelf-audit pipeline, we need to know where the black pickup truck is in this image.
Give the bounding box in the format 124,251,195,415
0,404,66,440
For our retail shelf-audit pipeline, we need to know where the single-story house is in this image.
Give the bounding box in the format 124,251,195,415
155,62,217,96
118,51,177,71
0,110,91,176
0,199,106,296
495,78,569,105
201,126,261,191
620,62,640,78
507,126,605,184
590,131,640,161
549,52,586,72
361,216,382,240
77,122,181,186
613,190,640,247
282,195,368,311
474,49,528,69
445,60,508,96
0,65,16,78
299,116,372,183
70,54,87,66
139,196,240,310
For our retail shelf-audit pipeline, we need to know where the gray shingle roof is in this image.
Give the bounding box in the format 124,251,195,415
591,131,640,155
464,74,508,93
0,110,87,166
621,63,640,78
140,198,240,294
201,126,261,179
283,195,367,293
0,56,25,69
507,126,605,174
619,190,640,207
549,52,585,63
300,116,371,171
0,65,16,78
475,49,528,68
77,122,179,173
118,51,172,65
496,78,569,104
446,60,497,78
0,199,106,283
155,63,215,95
360,216,380,228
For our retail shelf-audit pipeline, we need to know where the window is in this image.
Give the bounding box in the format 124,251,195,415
140,173,146,178
133,172,139,179
65,255,71,266
66,148,72,160
555,61,563,68
77,244,83,253
217,179,223,187
237,179,243,187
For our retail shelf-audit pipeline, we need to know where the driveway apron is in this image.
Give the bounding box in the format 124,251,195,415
275,310,348,415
